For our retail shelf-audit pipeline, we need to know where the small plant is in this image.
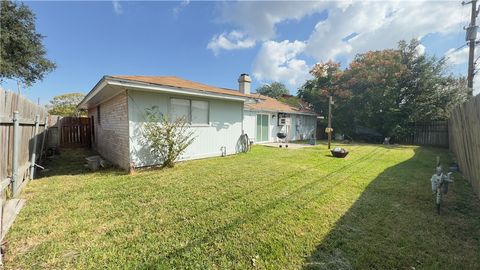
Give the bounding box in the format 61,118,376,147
142,106,195,168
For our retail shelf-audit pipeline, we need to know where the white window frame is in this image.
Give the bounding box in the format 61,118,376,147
169,97,210,126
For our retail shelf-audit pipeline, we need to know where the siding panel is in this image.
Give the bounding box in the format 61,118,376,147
128,90,244,167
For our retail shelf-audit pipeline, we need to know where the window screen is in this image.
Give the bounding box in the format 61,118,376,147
170,98,190,122
191,100,209,125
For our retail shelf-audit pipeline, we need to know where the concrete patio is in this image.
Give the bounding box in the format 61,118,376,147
260,142,316,149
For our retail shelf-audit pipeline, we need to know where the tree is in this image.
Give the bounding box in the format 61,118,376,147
0,0,56,86
142,106,196,168
298,40,467,138
298,60,352,132
278,95,302,107
342,49,407,136
396,39,467,124
255,82,289,98
342,40,467,136
47,93,86,116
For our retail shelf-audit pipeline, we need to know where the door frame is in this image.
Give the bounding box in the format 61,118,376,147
256,113,270,142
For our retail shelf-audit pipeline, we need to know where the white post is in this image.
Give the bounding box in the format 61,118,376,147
39,116,48,165
57,116,61,147
11,111,20,195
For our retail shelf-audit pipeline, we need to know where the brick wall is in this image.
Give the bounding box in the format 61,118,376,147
88,91,130,170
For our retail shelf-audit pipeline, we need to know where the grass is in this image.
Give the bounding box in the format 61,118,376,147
4,143,480,269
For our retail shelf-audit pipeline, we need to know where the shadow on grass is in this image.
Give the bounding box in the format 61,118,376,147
303,147,480,269
36,148,126,179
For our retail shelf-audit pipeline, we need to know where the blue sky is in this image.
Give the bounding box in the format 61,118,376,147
1,1,476,105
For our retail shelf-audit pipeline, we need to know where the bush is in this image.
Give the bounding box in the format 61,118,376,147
142,106,195,168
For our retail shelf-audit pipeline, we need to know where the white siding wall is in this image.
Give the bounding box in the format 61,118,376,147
290,114,317,141
244,111,276,143
128,90,244,167
243,110,256,141
244,110,317,143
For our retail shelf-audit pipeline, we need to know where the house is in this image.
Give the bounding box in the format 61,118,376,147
244,94,317,143
78,74,317,170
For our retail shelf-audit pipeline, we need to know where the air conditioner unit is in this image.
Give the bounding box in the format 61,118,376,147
278,117,291,126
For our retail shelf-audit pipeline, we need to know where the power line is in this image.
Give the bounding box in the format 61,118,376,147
439,43,468,63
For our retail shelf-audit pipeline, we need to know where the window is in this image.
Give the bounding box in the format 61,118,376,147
170,98,190,122
170,98,209,125
97,106,101,125
191,100,209,125
91,115,95,142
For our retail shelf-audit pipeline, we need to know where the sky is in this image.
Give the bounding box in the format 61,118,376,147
1,0,478,105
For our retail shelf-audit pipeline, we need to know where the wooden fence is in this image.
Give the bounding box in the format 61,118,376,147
59,117,91,147
395,121,449,148
0,88,49,245
449,95,480,199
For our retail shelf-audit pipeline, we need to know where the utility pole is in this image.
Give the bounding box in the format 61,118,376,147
327,96,333,149
464,0,478,96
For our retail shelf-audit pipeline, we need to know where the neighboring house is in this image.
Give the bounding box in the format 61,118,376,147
78,74,317,170
244,94,317,143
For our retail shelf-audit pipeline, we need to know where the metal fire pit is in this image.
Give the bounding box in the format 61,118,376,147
331,147,349,158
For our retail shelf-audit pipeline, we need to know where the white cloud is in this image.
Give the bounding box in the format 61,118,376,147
474,74,480,96
445,46,469,66
207,31,256,55
415,44,426,56
252,40,310,89
305,1,466,61
173,0,190,17
112,0,123,15
212,1,468,87
215,1,330,40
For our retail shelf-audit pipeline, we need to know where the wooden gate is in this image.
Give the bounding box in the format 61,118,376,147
59,117,91,147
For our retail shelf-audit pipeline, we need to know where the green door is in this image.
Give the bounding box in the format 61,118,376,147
256,114,269,142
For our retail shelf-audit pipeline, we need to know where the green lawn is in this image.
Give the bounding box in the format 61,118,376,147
4,143,480,269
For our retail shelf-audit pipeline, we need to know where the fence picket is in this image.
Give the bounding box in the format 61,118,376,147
57,117,91,147
0,87,49,241
449,95,480,199
396,121,449,148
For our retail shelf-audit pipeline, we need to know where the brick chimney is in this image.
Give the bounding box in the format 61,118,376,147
238,73,251,95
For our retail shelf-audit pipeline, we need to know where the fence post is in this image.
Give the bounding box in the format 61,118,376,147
39,115,48,165
57,116,61,147
29,115,40,180
11,111,20,195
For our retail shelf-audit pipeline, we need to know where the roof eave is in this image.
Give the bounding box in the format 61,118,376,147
107,76,250,101
77,76,251,110
245,107,318,116
77,76,108,109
